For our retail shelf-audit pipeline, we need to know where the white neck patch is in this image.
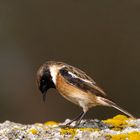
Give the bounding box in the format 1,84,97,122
49,65,59,84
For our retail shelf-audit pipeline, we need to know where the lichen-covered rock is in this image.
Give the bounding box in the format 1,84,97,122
0,115,140,140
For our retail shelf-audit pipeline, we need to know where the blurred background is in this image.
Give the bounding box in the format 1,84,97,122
0,1,140,124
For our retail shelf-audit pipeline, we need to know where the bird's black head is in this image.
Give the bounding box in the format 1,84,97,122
37,65,55,101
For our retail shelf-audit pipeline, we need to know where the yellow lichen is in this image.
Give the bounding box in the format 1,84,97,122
103,114,130,129
111,131,140,140
79,128,99,132
28,128,38,134
128,132,140,140
44,121,58,126
60,127,99,140
61,128,77,140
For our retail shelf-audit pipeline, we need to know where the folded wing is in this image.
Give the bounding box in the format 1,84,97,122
60,66,106,97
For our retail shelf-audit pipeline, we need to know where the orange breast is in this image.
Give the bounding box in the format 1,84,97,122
56,73,97,107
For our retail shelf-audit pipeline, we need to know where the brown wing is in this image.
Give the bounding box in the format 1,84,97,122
60,66,106,97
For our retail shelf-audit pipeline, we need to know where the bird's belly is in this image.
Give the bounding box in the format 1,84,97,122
58,87,97,109
56,75,97,108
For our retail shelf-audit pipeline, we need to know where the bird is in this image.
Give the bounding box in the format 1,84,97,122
36,61,134,126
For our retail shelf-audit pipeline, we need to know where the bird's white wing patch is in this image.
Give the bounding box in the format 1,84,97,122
68,71,93,84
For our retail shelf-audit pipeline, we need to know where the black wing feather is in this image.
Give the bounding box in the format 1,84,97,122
60,67,106,97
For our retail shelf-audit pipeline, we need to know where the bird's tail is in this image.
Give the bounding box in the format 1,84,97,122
97,97,135,118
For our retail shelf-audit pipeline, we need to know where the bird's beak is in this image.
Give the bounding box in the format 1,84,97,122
43,92,47,102
39,83,48,102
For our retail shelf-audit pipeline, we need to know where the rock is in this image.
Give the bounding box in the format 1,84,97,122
0,115,140,140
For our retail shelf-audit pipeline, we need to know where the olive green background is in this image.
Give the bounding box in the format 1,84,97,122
0,1,140,124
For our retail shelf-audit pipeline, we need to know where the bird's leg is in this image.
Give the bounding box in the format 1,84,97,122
75,111,87,126
65,111,84,126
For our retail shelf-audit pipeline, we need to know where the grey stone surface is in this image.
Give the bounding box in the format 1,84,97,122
0,116,140,140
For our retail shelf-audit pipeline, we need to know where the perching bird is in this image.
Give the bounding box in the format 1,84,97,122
36,61,134,126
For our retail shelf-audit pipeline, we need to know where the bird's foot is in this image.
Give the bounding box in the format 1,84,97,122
59,120,80,128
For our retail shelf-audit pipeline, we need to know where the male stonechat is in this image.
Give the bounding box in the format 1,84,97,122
36,61,134,126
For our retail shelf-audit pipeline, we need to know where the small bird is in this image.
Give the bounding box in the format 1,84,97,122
36,61,134,125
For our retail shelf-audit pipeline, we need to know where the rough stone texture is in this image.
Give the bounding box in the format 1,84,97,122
0,115,140,140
